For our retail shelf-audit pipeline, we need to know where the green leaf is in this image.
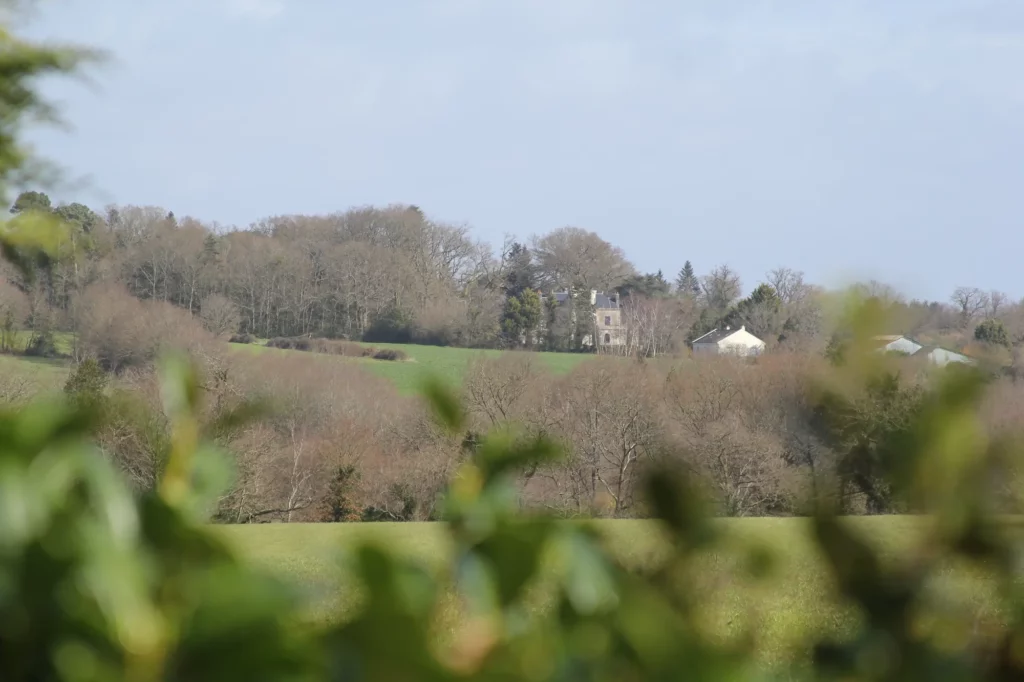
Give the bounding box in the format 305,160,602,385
643,466,714,551
474,431,561,483
556,527,619,616
182,445,236,522
420,376,465,433
158,353,202,420
206,398,270,438
470,520,552,608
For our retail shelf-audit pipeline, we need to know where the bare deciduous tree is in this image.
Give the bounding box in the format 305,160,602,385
622,294,695,358
951,286,990,328
463,353,543,428
988,290,1008,319
542,361,661,517
199,293,241,338
766,267,805,306
662,357,791,516
72,282,214,372
700,264,742,313
532,226,634,291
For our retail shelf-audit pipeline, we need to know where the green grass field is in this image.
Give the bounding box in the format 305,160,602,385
218,516,1001,665
0,334,592,397
232,341,593,393
0,332,75,399
0,353,70,395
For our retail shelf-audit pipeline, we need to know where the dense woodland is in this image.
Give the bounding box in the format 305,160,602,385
3,191,1024,522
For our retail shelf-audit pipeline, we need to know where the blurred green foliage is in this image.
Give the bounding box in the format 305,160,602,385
4,8,1024,682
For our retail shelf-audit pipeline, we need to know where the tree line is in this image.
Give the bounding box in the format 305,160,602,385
4,190,1023,360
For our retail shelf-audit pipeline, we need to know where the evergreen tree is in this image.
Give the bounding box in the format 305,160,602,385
318,465,361,522
748,283,780,307
503,242,534,297
543,294,559,350
724,283,783,340
53,202,102,233
9,190,51,214
501,289,542,347
975,318,1010,348
571,287,597,351
617,271,671,299
202,233,220,263
675,260,700,297
64,358,108,412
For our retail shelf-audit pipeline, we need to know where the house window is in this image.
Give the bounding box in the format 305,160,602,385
604,315,611,326
604,333,611,344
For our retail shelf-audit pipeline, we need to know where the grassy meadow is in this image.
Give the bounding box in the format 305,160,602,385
218,516,1005,665
230,339,594,392
0,335,595,396
0,333,74,396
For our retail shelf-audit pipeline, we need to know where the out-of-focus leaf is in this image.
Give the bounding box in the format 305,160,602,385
329,545,448,682
167,565,320,682
206,398,270,438
420,376,465,433
555,527,619,616
643,465,714,552
470,520,552,608
4,399,96,459
182,444,236,522
456,552,499,616
474,431,561,486
158,353,202,420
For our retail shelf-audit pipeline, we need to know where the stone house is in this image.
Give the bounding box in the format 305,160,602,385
542,289,626,349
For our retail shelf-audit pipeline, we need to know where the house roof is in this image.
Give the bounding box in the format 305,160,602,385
693,326,745,344
870,334,908,348
914,345,972,360
870,334,930,351
548,290,620,309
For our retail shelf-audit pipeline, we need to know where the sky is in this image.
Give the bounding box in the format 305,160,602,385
18,0,1024,300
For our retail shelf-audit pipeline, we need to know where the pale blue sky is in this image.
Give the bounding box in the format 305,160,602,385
21,0,1024,300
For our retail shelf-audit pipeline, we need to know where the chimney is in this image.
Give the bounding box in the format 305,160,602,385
590,289,597,305
740,325,745,331
725,325,731,331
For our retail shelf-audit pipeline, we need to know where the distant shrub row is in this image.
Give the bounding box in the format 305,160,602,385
263,336,407,361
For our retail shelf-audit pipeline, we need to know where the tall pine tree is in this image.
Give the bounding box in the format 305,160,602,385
503,242,535,298
675,261,700,297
